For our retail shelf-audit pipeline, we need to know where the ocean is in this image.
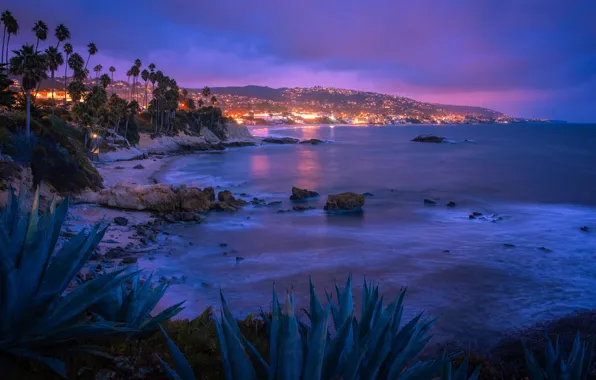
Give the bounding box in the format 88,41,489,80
144,123,596,347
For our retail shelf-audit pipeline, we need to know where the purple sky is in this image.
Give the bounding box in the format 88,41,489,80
7,0,596,122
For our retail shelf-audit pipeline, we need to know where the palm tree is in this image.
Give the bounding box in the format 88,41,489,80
109,66,115,94
54,24,70,49
99,73,110,90
210,95,217,105
1,11,15,64
84,42,97,70
141,69,149,109
44,46,63,117
93,64,102,86
126,69,132,101
2,11,18,66
133,58,141,100
32,20,48,52
9,44,48,141
62,42,72,106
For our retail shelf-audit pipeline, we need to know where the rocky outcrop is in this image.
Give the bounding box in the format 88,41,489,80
324,192,365,211
263,137,299,144
99,146,145,162
96,183,213,212
412,135,445,143
299,139,324,145
218,190,235,202
290,187,320,201
203,187,215,201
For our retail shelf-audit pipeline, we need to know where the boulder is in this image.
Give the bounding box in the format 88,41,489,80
299,139,324,145
290,186,320,201
446,201,456,207
224,141,257,148
218,190,235,202
139,184,180,212
212,202,238,212
203,187,215,201
324,192,365,211
113,216,129,226
412,135,445,143
133,164,145,169
179,187,212,212
424,199,437,206
263,137,299,144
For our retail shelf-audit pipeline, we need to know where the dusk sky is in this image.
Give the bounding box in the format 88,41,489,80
7,0,596,122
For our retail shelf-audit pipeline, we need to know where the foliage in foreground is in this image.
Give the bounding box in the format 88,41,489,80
158,277,482,380
524,333,594,380
0,187,138,376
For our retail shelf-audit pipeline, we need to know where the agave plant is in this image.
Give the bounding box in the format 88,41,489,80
90,270,185,333
524,333,594,380
157,276,482,380
0,187,141,376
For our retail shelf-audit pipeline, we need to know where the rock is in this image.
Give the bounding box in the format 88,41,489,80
299,139,324,145
446,201,456,207
469,211,483,219
121,257,138,265
580,226,590,232
115,166,124,170
324,192,365,211
212,202,238,212
159,275,186,284
268,201,282,206
223,141,257,147
133,164,145,169
290,186,320,201
503,243,516,248
220,243,228,247
293,205,316,211
412,135,445,143
218,190,235,202
424,199,437,206
443,250,450,253
538,247,553,253
263,137,299,144
85,272,96,281
179,187,212,212
203,187,216,201
113,216,129,226
363,192,374,197
236,256,244,262
105,247,129,259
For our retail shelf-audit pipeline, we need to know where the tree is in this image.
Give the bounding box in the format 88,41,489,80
141,68,149,109
0,63,15,108
84,85,107,118
62,42,72,106
54,23,70,49
84,42,97,70
210,95,217,105
32,20,48,52
67,52,86,104
44,46,64,117
99,73,110,89
93,64,102,86
1,11,15,64
9,44,48,141
133,58,141,100
108,66,115,94
67,79,85,103
2,11,18,66
197,98,204,108
201,86,211,100
124,100,139,141
126,69,132,101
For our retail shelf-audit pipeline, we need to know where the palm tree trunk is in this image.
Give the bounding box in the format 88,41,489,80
64,60,68,107
51,70,55,117
144,81,147,109
35,38,40,52
111,73,114,94
1,27,6,64
5,33,11,69
85,54,90,70
26,91,31,142
124,117,129,141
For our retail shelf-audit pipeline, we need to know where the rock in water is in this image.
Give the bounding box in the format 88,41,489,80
133,164,145,169
290,186,320,201
446,201,456,207
424,199,437,206
324,192,365,211
263,137,299,144
179,187,211,212
113,216,129,226
218,190,235,202
97,184,212,212
203,186,215,201
580,226,590,232
411,135,445,143
299,139,324,145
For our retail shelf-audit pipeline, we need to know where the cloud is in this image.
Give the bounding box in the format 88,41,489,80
5,0,596,121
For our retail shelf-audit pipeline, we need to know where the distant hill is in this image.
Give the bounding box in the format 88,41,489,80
207,85,505,118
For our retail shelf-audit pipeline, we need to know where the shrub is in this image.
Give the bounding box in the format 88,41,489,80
0,187,140,377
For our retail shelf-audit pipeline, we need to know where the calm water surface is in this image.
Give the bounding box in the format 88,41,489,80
144,124,596,347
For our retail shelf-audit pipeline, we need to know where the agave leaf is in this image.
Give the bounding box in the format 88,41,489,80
276,293,303,380
360,320,393,379
523,341,547,380
384,319,431,379
155,354,183,380
9,348,66,378
242,336,269,379
338,275,353,327
322,313,353,379
0,246,17,335
215,319,233,380
308,276,324,325
302,306,329,380
581,336,594,380
219,311,256,380
268,284,281,380
141,301,185,331
159,325,196,380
